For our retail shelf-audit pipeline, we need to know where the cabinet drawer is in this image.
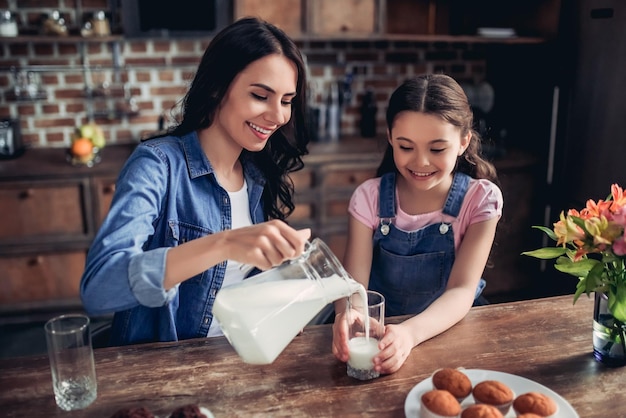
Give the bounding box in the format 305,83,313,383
308,0,378,35
322,166,377,188
0,251,86,304
0,180,90,244
290,202,314,221
235,0,303,34
326,199,350,218
289,168,314,189
92,176,117,228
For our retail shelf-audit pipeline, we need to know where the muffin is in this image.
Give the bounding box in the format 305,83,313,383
516,414,543,418
460,404,504,418
432,368,473,402
169,404,214,418
513,392,558,417
110,407,155,418
420,389,462,418
472,380,514,415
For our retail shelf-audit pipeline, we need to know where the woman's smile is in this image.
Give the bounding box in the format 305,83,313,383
247,121,273,140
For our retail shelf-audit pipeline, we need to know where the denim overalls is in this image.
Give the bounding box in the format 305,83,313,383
369,171,483,316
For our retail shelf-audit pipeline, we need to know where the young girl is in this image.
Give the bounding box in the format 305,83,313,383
80,17,311,346
332,74,503,374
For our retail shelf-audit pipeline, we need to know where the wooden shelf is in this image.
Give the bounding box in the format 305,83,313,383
293,33,550,44
0,34,123,44
0,33,550,45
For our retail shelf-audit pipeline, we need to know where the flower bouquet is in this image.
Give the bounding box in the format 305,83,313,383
522,183,626,365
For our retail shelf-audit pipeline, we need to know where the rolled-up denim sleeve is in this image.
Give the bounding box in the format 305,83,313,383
129,247,178,307
80,145,175,316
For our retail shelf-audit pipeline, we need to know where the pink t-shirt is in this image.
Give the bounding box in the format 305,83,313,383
349,177,503,250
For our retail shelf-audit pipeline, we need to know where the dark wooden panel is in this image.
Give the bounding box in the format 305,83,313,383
0,251,86,304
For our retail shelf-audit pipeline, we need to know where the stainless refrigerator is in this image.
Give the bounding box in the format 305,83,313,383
552,0,626,213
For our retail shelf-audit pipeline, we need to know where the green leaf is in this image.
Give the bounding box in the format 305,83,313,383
531,225,558,241
521,247,566,259
573,278,589,304
608,286,626,323
554,257,598,277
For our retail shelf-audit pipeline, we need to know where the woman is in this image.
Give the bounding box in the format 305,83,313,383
80,17,311,346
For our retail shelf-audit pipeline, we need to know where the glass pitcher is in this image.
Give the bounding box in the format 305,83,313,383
212,237,365,364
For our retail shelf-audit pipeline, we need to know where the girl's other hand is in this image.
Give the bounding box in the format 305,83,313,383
331,311,350,362
373,323,413,374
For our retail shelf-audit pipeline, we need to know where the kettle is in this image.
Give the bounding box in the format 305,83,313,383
0,118,24,159
212,238,365,364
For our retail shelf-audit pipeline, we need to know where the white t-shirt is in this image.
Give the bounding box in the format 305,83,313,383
207,180,252,337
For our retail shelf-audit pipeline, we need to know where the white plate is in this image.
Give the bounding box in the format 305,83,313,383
404,369,579,418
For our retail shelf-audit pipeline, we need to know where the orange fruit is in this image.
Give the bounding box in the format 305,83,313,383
71,138,94,157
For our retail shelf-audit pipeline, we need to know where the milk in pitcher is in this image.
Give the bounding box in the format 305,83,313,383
213,273,365,364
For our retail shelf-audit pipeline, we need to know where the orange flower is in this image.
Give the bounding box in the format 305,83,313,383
581,198,612,219
611,184,626,213
554,211,585,247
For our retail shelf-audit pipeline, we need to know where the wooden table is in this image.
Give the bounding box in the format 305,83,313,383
1,295,624,417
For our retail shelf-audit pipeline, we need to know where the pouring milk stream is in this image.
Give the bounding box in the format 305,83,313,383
212,238,369,364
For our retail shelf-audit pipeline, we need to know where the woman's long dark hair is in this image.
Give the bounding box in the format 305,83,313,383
376,74,497,184
146,17,309,221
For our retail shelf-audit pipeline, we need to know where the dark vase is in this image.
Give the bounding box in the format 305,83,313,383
593,292,626,367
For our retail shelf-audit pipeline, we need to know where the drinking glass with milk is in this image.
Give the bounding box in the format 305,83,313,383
212,238,368,365
346,290,385,380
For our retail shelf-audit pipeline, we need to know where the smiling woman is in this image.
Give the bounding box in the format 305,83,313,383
79,17,312,348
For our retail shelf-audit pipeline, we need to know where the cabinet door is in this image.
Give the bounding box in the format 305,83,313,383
482,164,538,298
0,251,86,305
0,179,92,248
289,168,316,224
92,176,117,228
320,164,377,223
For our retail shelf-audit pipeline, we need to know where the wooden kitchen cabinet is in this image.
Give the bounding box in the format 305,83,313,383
289,139,385,258
0,145,134,315
0,139,542,316
0,141,385,315
0,179,91,250
0,251,86,305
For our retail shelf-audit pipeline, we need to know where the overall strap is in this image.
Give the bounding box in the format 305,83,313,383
378,172,397,219
442,172,471,218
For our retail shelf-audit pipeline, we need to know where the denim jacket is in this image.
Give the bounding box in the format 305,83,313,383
80,131,267,345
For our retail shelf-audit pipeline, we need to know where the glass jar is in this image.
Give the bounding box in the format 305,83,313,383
593,291,626,367
91,11,110,36
41,10,68,36
0,10,18,37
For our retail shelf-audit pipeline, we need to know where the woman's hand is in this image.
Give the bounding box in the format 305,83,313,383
373,323,414,374
331,311,350,362
163,220,310,290
225,220,311,270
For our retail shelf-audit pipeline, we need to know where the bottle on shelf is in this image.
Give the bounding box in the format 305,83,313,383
0,10,18,37
359,89,377,138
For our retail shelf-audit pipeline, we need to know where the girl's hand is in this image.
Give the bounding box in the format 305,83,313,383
373,323,414,374
225,220,310,270
331,311,350,362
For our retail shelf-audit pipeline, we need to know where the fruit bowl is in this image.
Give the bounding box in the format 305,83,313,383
66,145,101,167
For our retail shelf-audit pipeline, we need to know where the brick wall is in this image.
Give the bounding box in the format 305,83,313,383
0,0,488,149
